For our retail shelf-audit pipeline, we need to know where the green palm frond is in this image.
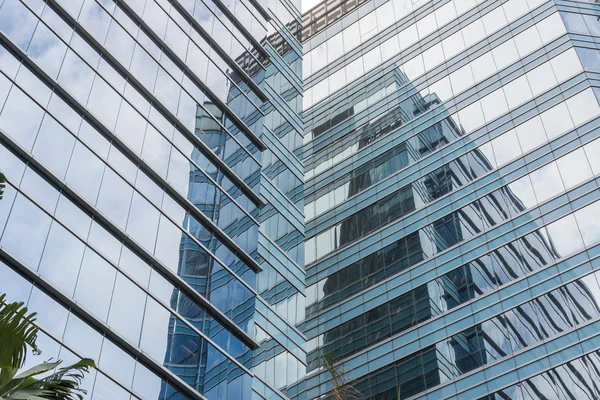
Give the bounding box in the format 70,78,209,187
0,293,95,400
0,294,39,371
0,358,95,400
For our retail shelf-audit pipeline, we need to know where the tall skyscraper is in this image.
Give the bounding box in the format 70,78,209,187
301,0,600,399
0,0,304,400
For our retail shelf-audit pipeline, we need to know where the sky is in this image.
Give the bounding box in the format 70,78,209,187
302,0,321,13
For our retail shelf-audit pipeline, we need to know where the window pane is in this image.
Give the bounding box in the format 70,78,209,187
15,59,52,107
107,273,146,344
1,193,51,269
565,88,600,126
154,215,184,272
28,21,67,79
32,115,76,179
576,47,600,71
130,45,159,89
63,312,103,360
550,48,582,83
107,146,137,183
98,339,135,388
545,214,584,257
0,0,37,50
141,125,170,178
104,21,135,69
457,101,485,133
167,149,191,197
154,68,180,114
74,249,116,321
21,331,60,372
526,62,558,97
0,260,31,305
529,162,565,203
584,138,600,175
556,148,593,189
27,287,68,338
87,221,122,264
503,75,533,109
0,87,44,151
20,167,59,213
0,179,16,235
65,142,105,204
132,362,165,400
87,77,122,130
58,50,95,105
139,297,171,361
480,89,509,122
93,373,131,400
118,246,150,287
540,102,574,140
115,101,146,155
95,168,133,230
507,176,537,210
38,221,85,296
574,201,600,247
54,194,91,239
491,129,521,166
125,192,160,252
515,116,547,154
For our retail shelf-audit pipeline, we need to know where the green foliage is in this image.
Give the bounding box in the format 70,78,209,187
0,294,95,400
0,294,38,371
0,358,95,400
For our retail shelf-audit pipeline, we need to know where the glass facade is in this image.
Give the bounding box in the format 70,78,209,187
0,0,304,399
301,0,600,399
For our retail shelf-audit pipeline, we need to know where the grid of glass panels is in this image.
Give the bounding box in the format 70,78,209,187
0,0,305,398
301,0,600,399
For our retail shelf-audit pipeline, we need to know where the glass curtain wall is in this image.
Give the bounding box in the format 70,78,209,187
0,0,304,399
300,0,600,399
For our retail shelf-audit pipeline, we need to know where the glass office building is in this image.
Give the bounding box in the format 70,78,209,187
0,0,304,399
301,0,600,399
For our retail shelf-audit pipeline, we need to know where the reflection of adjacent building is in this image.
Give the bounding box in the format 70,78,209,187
305,70,459,317
160,96,258,395
249,24,308,397
174,21,307,399
479,347,600,400
304,67,600,399
0,0,304,398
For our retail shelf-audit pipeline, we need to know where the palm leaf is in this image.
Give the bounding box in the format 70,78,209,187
0,368,18,396
0,293,95,399
0,294,39,370
2,358,95,400
4,389,56,400
12,361,62,382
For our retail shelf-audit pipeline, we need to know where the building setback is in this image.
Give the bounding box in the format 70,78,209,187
300,0,600,399
0,0,304,399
